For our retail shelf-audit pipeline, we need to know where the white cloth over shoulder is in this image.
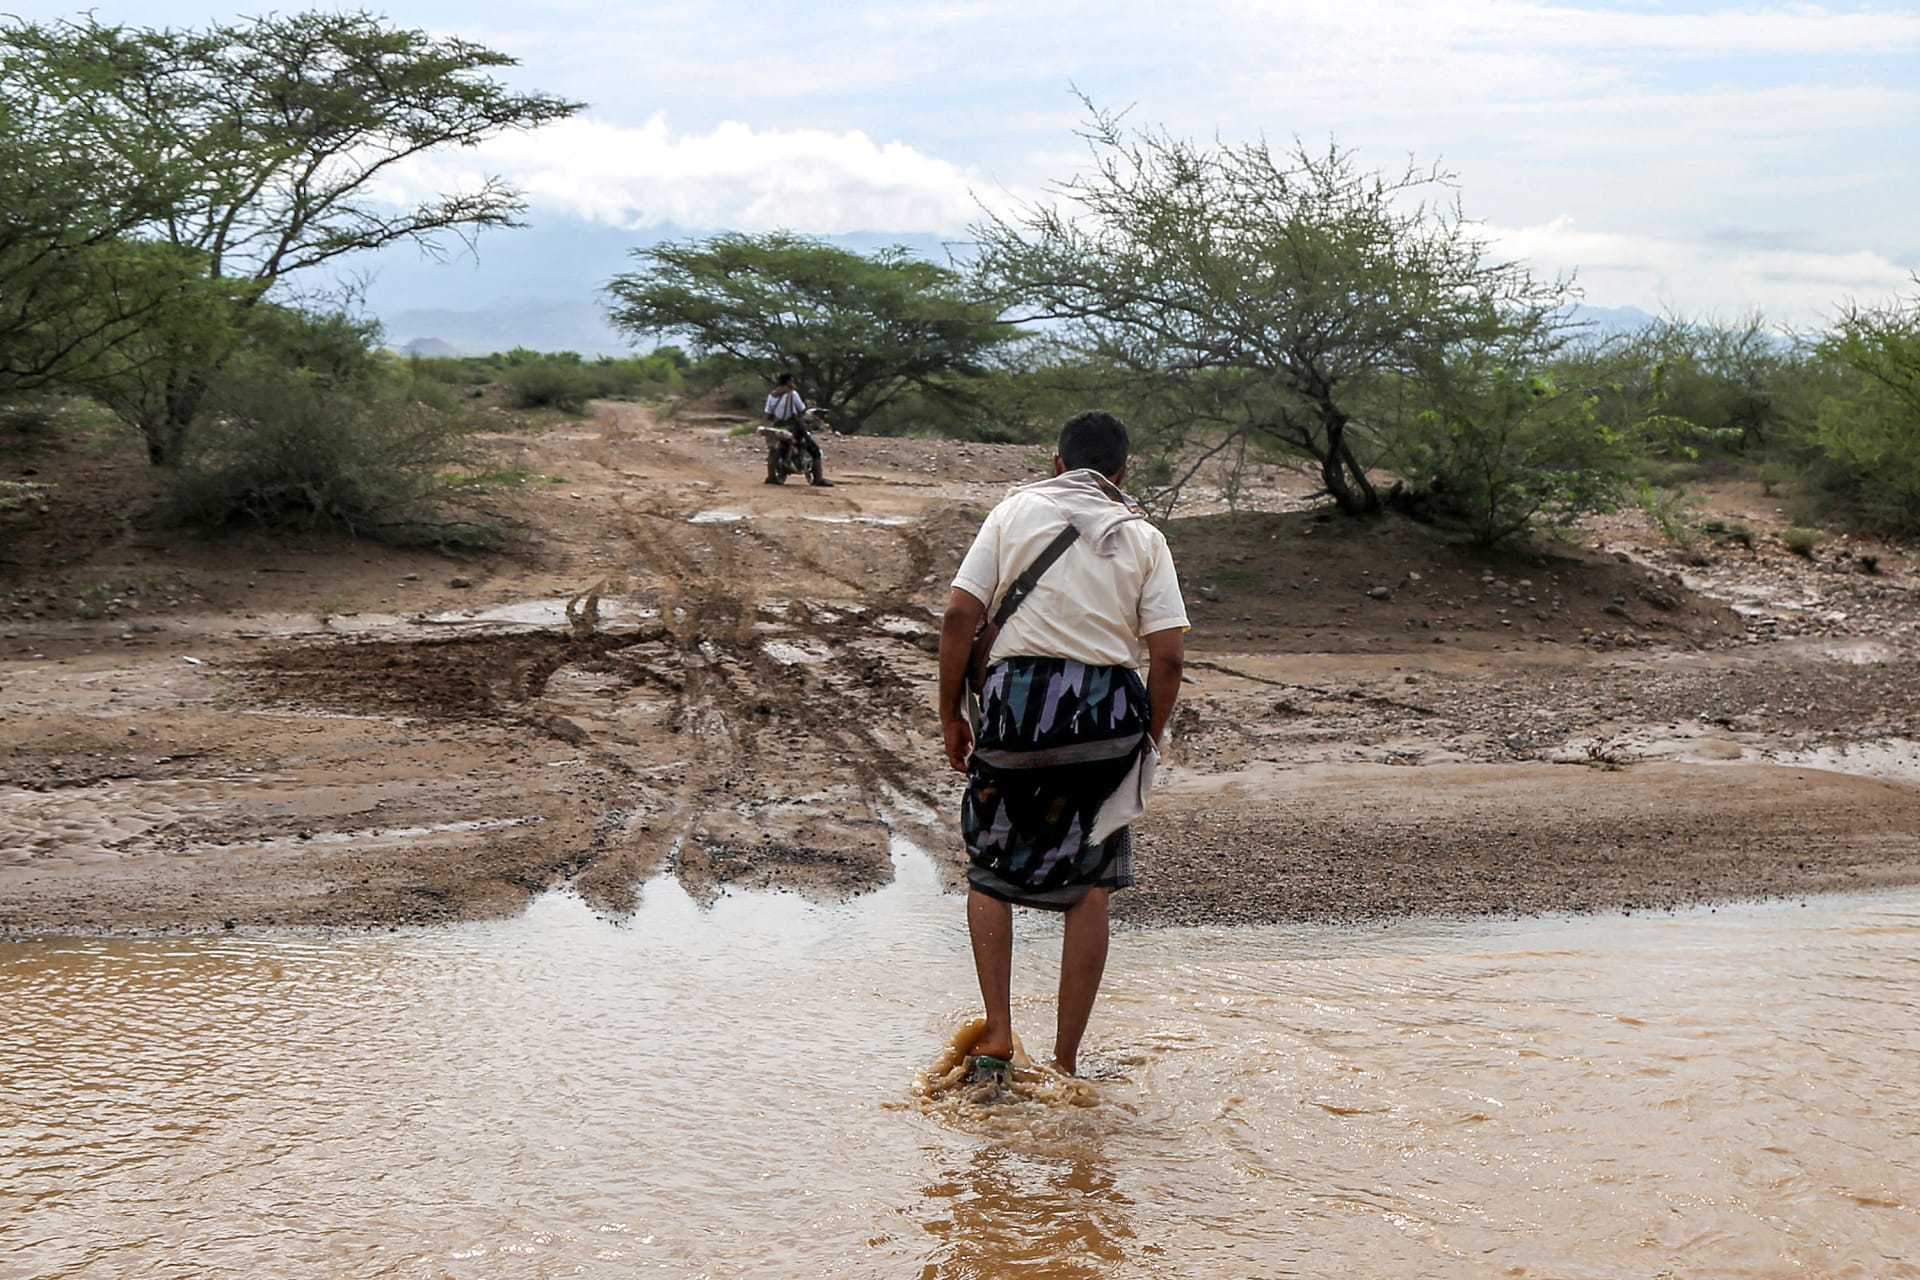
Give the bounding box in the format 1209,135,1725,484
1089,738,1158,845
1022,468,1145,556
951,468,1189,670
765,388,806,421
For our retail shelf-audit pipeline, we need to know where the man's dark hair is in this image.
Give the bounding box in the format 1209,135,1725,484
777,372,795,387
1058,410,1129,477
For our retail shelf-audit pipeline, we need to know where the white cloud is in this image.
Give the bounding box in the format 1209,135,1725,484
278,0,1920,322
1492,215,1915,325
367,114,1011,235
1227,0,1920,59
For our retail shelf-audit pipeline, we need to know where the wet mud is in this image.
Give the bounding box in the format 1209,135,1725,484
3,401,1919,935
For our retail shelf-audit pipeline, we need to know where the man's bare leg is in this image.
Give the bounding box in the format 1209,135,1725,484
1053,887,1111,1075
967,890,1015,1060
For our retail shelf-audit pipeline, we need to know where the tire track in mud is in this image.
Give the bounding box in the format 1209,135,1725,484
219,412,974,918
587,496,945,906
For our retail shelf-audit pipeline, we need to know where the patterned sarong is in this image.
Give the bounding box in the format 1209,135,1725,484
963,656,1148,910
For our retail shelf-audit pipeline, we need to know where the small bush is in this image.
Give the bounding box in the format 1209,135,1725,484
1386,361,1632,547
0,399,63,438
408,354,500,385
165,354,499,546
1784,290,1920,536
1635,483,1696,548
399,373,463,414
1697,517,1755,549
501,360,602,412
498,350,683,412
1633,456,1705,488
1780,526,1826,558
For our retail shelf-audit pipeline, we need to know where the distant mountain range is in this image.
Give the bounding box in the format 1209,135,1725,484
385,301,630,358
1564,304,1661,336
341,215,1664,358
345,217,958,357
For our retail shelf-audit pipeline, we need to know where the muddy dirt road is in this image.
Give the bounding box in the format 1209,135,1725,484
4,402,1920,934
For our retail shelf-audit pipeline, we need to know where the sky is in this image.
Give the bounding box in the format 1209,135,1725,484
5,0,1917,339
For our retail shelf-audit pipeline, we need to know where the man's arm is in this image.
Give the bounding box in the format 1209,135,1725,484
937,587,987,773
1143,625,1185,747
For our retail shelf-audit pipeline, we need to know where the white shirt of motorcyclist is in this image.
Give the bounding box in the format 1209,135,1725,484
766,388,807,422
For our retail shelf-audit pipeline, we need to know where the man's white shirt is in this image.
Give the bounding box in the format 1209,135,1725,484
952,472,1189,670
766,389,807,421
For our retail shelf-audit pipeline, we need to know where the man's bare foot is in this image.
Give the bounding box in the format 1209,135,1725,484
969,1024,1014,1063
1050,1055,1077,1077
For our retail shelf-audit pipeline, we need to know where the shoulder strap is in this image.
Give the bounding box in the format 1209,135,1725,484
991,523,1080,627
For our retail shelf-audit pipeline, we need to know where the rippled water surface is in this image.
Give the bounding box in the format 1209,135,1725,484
4,846,1918,1279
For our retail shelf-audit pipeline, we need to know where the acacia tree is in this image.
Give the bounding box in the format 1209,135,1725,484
972,109,1573,514
0,11,580,462
603,232,1017,433
0,91,202,396
1803,286,1920,535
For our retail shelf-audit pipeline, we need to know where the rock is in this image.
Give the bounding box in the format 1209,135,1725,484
449,576,473,589
1366,586,1393,601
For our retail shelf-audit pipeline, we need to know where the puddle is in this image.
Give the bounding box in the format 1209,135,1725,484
5,842,1919,1278
1754,737,1920,785
760,639,828,665
356,599,659,631
1627,732,1920,786
219,815,546,853
875,614,933,636
688,509,747,524
1814,638,1900,665
800,514,916,526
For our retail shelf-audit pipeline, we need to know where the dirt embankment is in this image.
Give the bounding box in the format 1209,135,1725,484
3,400,1919,936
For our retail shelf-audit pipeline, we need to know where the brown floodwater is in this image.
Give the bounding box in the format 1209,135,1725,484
3,842,1917,1279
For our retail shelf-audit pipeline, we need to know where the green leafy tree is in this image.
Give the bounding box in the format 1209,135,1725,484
602,232,1018,433
1801,287,1920,534
1384,349,1631,546
0,11,580,462
0,90,201,396
1573,314,1807,464
972,108,1573,514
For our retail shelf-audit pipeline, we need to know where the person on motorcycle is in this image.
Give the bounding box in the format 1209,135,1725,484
763,372,832,486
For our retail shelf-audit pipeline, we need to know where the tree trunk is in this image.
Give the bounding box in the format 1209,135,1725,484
142,375,207,466
1319,413,1380,515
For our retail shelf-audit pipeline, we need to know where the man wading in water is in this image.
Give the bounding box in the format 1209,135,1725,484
936,410,1188,1082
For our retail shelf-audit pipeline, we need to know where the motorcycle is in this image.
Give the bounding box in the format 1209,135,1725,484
757,407,831,485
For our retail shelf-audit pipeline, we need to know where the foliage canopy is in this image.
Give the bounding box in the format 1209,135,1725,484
603,232,1018,433
971,108,1575,516
1803,288,1920,535
0,10,580,462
